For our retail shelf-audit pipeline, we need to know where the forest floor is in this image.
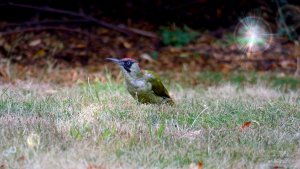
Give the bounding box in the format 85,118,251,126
0,20,299,84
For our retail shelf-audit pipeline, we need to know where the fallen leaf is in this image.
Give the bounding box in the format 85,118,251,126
70,69,78,81
240,121,251,131
75,43,86,49
140,53,154,62
189,162,203,169
0,38,5,46
280,60,296,69
45,89,58,95
3,43,11,51
0,68,9,81
27,133,40,148
17,155,26,162
122,41,132,48
29,39,42,47
86,164,105,169
33,49,46,58
272,165,285,169
220,63,232,73
0,164,6,169
198,162,204,169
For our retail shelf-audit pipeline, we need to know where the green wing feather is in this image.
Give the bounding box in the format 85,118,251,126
144,70,172,99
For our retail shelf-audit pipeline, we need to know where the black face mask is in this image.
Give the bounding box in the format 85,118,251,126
122,61,134,73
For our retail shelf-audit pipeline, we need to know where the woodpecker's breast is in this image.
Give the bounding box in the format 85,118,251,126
125,78,166,104
126,79,150,92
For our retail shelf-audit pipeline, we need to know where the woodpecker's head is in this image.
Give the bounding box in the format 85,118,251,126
106,57,141,78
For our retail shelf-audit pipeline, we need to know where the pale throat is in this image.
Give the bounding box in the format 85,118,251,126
122,67,147,89
122,69,142,81
122,64,142,78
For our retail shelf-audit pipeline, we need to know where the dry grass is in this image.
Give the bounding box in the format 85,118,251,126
0,80,299,169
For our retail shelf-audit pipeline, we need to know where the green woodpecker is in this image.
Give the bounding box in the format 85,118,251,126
106,58,174,105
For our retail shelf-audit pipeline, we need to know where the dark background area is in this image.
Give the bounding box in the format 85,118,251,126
0,0,299,84
0,0,298,29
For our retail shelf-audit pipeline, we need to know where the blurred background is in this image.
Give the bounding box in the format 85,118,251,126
0,0,299,86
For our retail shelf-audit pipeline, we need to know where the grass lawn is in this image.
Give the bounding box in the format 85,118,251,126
0,74,299,168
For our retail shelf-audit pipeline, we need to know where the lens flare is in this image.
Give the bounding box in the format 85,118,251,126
235,16,273,53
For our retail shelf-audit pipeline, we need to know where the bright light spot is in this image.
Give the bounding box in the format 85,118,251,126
235,16,273,53
78,103,101,125
27,133,40,149
2,146,16,157
247,27,257,48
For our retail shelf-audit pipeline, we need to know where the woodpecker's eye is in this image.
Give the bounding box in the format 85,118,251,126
126,61,131,66
122,60,134,73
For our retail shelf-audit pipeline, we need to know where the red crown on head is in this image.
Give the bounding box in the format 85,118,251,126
121,57,136,62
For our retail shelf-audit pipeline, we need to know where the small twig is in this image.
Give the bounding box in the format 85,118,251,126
0,26,96,38
8,3,158,38
3,19,91,28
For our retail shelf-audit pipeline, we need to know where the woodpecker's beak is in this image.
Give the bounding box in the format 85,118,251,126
106,58,120,64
